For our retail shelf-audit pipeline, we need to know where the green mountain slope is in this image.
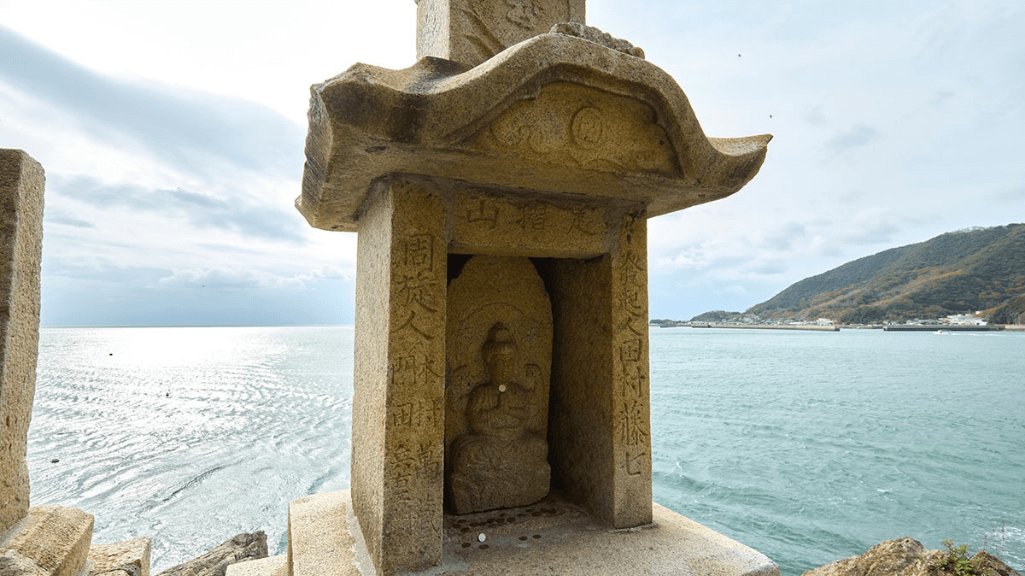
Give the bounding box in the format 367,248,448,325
991,294,1025,325
747,224,1025,324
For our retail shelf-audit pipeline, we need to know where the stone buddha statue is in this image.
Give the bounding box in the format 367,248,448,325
448,322,551,514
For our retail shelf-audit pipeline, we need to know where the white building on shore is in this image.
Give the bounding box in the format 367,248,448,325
946,313,988,326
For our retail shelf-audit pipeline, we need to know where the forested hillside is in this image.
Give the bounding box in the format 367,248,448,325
746,224,1025,324
991,294,1025,325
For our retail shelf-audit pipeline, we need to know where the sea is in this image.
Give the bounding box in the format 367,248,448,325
25,326,1025,575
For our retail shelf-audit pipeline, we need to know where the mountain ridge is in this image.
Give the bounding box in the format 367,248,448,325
702,224,1025,324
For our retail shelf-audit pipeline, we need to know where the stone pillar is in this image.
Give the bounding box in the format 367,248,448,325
1,149,103,576
416,0,586,68
0,149,45,534
608,213,653,526
351,177,446,575
543,209,651,529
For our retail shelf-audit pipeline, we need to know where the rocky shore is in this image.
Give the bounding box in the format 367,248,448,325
159,533,1022,576
152,532,267,576
803,538,1021,576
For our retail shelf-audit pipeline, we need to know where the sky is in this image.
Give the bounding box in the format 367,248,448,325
1,0,1023,326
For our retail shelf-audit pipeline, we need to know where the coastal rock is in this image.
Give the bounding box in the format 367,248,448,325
802,538,928,576
88,537,151,576
154,532,267,576
971,551,1023,576
0,505,94,576
803,538,1022,576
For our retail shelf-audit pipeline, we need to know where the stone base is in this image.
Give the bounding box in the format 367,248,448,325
87,537,151,576
0,505,94,576
284,490,778,576
225,555,287,576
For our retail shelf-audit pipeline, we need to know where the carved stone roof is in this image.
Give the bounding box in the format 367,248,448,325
298,31,772,231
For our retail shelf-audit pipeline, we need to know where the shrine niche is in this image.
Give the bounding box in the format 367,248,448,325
444,255,552,514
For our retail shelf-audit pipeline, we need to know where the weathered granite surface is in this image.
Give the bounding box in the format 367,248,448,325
154,532,266,576
281,489,778,576
415,0,586,68
222,556,285,576
0,505,94,576
0,149,45,535
802,538,1022,576
298,30,770,232
87,537,151,576
346,173,664,574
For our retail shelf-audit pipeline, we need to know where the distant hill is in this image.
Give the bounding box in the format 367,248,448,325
690,310,746,323
742,224,1025,324
991,294,1025,325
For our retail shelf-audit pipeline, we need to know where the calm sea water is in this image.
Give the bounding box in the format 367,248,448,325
26,326,1025,574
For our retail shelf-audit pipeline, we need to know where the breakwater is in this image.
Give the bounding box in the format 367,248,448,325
883,325,997,332
691,324,840,332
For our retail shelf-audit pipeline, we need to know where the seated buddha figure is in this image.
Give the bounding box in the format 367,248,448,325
448,323,551,514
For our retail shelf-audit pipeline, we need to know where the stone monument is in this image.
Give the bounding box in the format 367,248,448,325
235,1,777,575
1,149,151,576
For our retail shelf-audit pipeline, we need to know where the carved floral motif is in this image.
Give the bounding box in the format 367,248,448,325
470,83,680,175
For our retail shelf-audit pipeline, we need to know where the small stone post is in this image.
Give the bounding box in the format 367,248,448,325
1,150,141,576
0,149,45,533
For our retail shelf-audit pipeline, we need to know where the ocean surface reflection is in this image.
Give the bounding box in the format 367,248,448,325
27,326,1025,574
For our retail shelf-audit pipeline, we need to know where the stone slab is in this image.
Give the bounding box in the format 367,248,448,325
0,505,94,576
287,491,368,576
284,490,777,576
0,149,45,534
224,556,286,576
87,537,151,576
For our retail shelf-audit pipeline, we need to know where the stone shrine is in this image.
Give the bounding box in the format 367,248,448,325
234,1,776,574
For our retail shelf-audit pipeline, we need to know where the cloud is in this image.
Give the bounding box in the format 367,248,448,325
824,124,878,154
157,268,305,291
801,106,828,127
50,174,305,243
991,185,1025,203
755,222,806,251
0,26,304,179
45,210,94,228
656,248,714,270
930,90,956,106
746,261,787,276
298,266,351,282
724,285,748,297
